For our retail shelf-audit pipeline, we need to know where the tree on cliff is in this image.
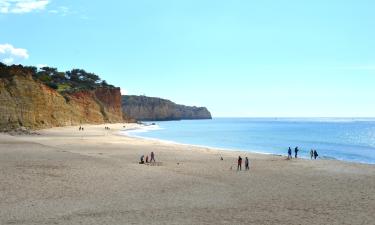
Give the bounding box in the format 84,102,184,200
36,67,64,89
1,63,37,78
66,69,101,90
0,63,117,92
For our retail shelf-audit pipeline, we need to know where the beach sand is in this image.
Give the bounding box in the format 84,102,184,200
0,123,374,225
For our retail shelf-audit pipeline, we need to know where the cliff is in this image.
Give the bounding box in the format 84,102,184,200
121,95,212,121
0,69,123,130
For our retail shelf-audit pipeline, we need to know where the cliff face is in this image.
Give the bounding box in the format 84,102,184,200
0,74,123,130
122,95,212,121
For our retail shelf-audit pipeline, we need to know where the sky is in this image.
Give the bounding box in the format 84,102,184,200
0,0,375,117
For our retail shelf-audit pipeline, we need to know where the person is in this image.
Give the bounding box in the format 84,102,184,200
150,152,155,162
245,157,249,170
237,156,242,171
79,126,81,131
145,155,149,163
310,149,314,159
313,150,319,159
139,155,145,164
288,147,292,159
294,146,299,158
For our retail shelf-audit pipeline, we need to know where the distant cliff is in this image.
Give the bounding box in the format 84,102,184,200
0,64,123,130
122,95,212,121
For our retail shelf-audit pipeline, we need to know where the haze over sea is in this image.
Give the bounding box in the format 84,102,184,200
124,118,375,164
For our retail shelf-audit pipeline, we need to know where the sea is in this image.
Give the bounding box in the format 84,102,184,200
122,118,375,164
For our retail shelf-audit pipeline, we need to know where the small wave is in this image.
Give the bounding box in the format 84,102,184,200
119,124,163,136
319,155,337,160
119,130,288,157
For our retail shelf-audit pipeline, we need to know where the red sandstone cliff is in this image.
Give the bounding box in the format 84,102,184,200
0,74,123,130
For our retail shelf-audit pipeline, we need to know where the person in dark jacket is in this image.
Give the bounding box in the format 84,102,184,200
294,146,299,158
245,157,250,170
313,150,319,159
237,156,242,171
150,152,155,162
288,147,292,159
139,155,145,164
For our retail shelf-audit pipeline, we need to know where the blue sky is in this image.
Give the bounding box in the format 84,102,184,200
1,0,374,117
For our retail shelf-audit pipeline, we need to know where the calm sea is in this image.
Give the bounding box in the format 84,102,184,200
122,118,375,164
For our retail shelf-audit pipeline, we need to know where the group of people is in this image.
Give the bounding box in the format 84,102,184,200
78,126,84,131
237,156,250,171
140,151,156,164
310,149,319,159
104,126,111,130
288,147,319,160
287,147,299,159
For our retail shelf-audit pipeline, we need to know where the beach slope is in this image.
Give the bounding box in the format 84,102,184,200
0,124,374,225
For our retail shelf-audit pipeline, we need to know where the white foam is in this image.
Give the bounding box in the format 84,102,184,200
119,127,285,157
119,124,163,136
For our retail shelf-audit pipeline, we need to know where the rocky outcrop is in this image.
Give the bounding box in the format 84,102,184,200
122,95,212,121
0,74,123,130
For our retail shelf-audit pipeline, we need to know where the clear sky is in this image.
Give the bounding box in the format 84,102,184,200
1,0,374,117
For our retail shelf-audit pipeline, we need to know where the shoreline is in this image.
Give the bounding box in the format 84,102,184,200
120,125,375,166
121,131,289,157
1,122,374,165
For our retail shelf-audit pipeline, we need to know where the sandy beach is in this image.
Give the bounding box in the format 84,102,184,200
0,123,374,225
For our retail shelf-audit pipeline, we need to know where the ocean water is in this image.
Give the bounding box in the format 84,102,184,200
123,118,375,164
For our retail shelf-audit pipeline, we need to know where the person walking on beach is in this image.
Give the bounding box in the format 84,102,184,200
294,146,299,158
237,156,242,171
313,150,319,159
150,152,155,162
245,157,250,170
145,155,149,163
288,147,292,159
310,149,314,159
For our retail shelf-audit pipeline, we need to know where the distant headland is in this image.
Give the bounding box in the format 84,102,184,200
122,95,212,121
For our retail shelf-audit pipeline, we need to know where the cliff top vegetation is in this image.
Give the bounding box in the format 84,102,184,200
0,63,117,94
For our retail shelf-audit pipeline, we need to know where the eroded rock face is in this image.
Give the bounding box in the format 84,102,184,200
122,95,212,121
94,87,123,122
0,74,123,130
